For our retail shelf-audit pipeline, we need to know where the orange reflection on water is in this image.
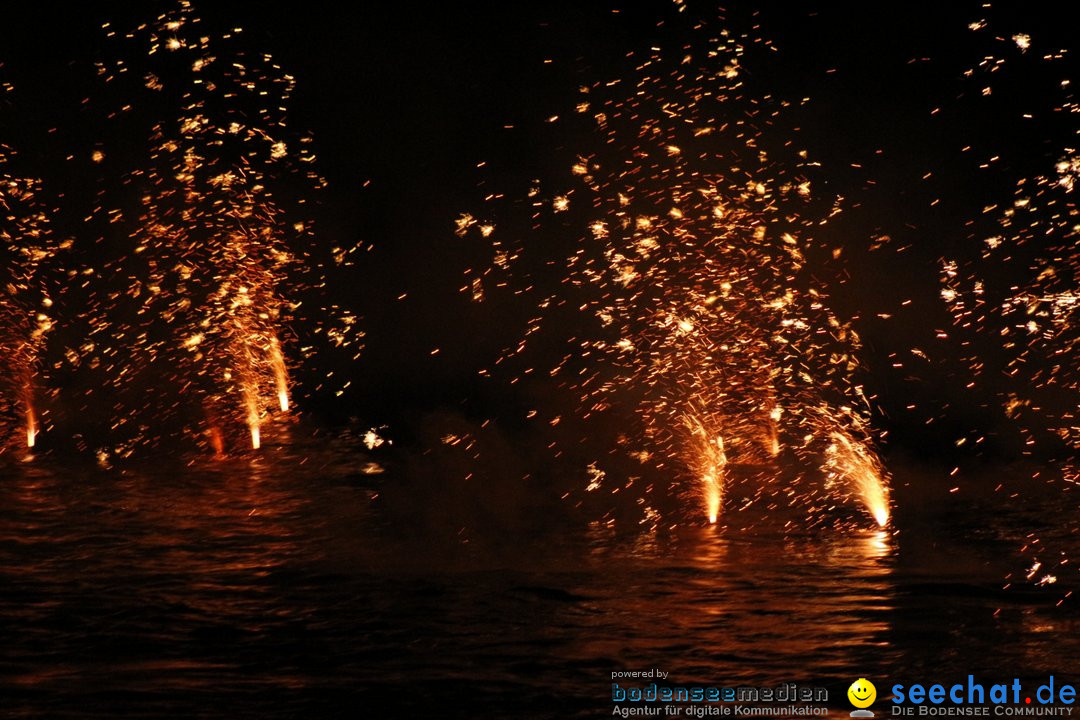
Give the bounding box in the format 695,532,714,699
575,523,897,684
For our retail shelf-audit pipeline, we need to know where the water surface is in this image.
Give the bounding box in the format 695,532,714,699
1,444,1077,718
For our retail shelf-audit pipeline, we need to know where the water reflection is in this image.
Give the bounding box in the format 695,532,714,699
0,438,380,709
0,452,1076,719
572,522,899,687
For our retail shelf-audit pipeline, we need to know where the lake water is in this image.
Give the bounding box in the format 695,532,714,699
1,437,1077,718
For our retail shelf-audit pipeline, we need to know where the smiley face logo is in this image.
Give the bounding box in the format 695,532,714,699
847,678,877,709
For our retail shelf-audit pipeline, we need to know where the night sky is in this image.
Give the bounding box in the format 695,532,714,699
2,1,1077,462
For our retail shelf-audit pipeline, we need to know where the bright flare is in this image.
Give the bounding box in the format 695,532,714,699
243,382,261,450
270,335,290,412
685,415,727,523
25,407,37,448
826,430,891,527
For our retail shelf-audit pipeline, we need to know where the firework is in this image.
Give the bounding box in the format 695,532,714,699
0,132,61,451
58,0,364,455
460,12,890,526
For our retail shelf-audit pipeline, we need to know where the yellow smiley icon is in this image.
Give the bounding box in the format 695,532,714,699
848,678,877,709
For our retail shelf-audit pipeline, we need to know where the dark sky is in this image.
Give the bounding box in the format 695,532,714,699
2,1,1076,460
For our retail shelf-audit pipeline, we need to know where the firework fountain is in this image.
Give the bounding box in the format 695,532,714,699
459,16,891,527
62,1,363,456
0,134,61,452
